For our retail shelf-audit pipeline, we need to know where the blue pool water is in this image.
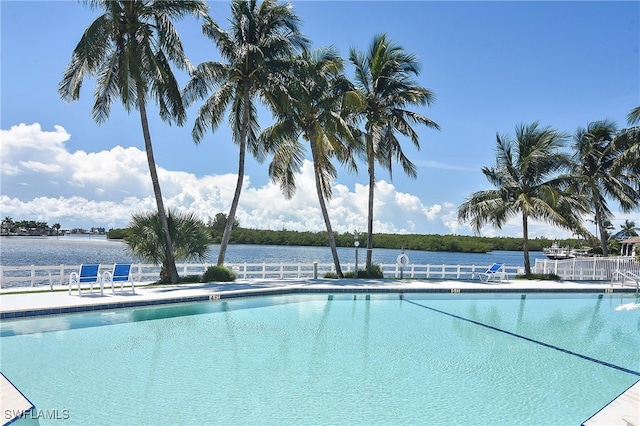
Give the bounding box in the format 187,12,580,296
1,293,639,425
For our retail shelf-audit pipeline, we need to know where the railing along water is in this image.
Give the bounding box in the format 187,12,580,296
0,262,525,289
3,258,638,290
532,256,640,281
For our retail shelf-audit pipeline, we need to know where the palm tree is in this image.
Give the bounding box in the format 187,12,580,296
349,34,440,269
457,122,588,275
125,210,212,282
570,120,640,256
627,106,640,125
2,217,14,234
620,220,639,237
58,0,208,284
183,0,308,267
618,107,640,178
260,48,361,278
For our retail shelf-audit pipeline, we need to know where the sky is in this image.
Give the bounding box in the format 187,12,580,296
1,1,639,239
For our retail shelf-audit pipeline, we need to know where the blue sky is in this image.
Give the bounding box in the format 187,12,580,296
1,1,639,238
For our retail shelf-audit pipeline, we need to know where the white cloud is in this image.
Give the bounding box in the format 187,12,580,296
0,124,453,232
2,123,635,238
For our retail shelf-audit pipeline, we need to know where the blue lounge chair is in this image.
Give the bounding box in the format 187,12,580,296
69,263,102,296
103,263,135,295
479,262,506,283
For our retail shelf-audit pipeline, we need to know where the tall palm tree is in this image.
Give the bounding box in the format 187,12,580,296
125,210,212,282
457,122,588,275
619,107,640,177
183,0,308,267
627,106,640,125
349,34,439,269
260,48,361,278
570,120,640,256
59,0,208,284
620,220,639,237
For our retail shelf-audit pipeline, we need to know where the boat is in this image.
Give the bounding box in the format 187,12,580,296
543,242,576,260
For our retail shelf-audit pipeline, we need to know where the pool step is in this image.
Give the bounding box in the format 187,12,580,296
0,372,34,426
583,380,640,426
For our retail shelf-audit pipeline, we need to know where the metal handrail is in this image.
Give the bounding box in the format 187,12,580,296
613,269,640,294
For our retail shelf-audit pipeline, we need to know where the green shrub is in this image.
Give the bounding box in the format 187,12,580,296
179,275,202,284
363,264,384,278
323,271,339,279
202,265,236,282
339,265,384,279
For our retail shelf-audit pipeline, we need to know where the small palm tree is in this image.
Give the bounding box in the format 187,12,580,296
458,122,588,275
125,210,212,282
2,217,14,233
59,0,208,283
183,0,308,267
261,48,361,278
619,220,639,237
349,34,439,269
570,120,640,256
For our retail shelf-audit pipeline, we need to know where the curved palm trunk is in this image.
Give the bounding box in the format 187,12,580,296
217,140,245,265
311,141,343,278
594,203,609,257
522,212,531,276
365,149,375,270
137,88,179,284
217,87,250,266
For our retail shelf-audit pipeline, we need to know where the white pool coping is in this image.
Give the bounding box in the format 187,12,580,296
0,278,634,314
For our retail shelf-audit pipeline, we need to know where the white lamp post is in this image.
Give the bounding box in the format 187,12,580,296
354,230,360,277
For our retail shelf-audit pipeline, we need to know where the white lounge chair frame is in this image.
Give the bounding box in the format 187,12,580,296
69,263,102,296
479,262,507,283
103,263,135,295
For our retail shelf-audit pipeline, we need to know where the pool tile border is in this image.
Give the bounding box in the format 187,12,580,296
1,286,637,320
0,295,211,320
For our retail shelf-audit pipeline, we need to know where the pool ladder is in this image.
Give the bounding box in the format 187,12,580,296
612,270,640,294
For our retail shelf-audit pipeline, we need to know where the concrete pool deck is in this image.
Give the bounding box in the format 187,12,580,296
1,278,638,426
1,277,637,317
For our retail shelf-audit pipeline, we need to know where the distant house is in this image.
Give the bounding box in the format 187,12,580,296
619,236,640,257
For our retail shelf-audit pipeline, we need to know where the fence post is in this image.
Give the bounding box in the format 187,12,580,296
30,265,35,287
313,261,318,279
0,265,3,288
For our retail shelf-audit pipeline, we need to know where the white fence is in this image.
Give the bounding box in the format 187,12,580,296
4,258,638,290
0,262,524,289
532,256,640,281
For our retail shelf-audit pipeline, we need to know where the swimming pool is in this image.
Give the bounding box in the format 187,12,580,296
1,292,639,425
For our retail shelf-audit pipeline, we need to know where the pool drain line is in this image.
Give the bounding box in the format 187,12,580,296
402,297,640,377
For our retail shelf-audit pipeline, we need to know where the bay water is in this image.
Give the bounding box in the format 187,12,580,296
0,235,545,267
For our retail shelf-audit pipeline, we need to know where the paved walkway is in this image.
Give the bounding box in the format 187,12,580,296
1,278,638,426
